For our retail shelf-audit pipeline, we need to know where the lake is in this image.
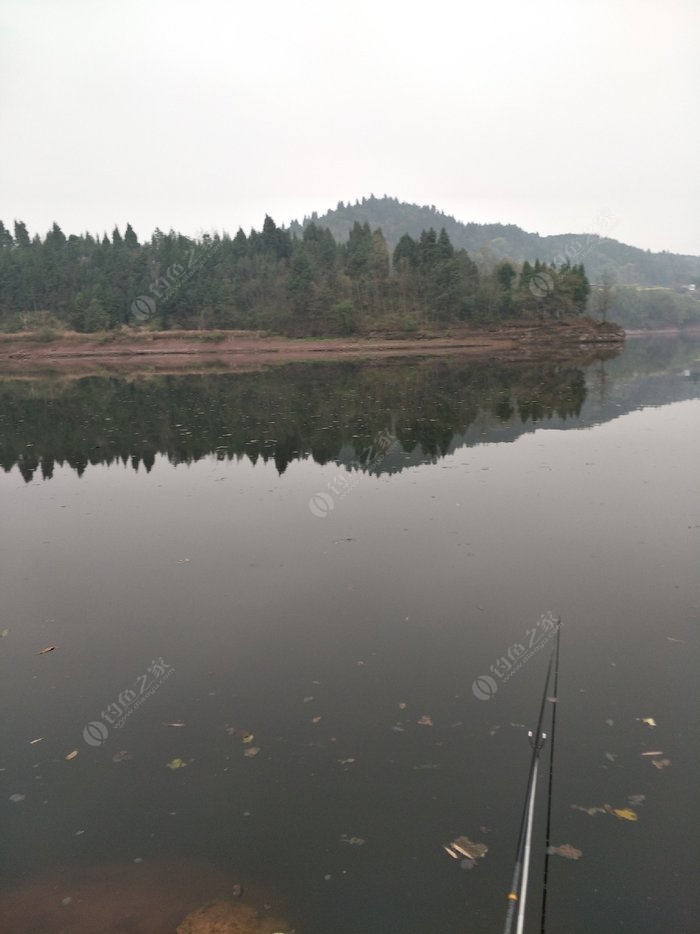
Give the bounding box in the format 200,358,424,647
1,335,699,933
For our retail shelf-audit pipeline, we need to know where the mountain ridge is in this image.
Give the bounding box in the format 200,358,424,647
288,195,700,289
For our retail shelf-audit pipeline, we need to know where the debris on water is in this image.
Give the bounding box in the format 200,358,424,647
604,752,617,762
112,750,132,763
175,558,190,564
412,763,440,770
444,836,488,865
605,719,614,727
339,834,365,845
65,750,79,761
652,757,671,770
391,724,405,732
311,716,322,724
243,747,260,758
398,702,407,709
61,897,72,906
133,858,143,864
164,721,186,727
324,874,332,881
303,696,314,703
605,804,638,821
242,733,254,744
548,843,583,860
628,794,646,806
166,758,187,770
232,884,243,897
337,757,355,765
489,725,500,736
638,717,657,728
224,726,237,736
570,804,606,816
666,637,684,643
417,715,433,727
29,737,45,745
641,750,664,756
37,645,57,655
9,793,25,803
1,628,9,638
546,696,558,704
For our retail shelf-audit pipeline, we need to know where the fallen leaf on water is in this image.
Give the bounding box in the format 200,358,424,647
605,805,638,821
224,726,237,736
65,750,79,761
243,747,260,758
311,716,322,724
605,719,614,727
570,804,606,816
398,702,407,710
628,794,646,806
652,758,671,770
303,696,314,703
391,724,405,732
417,715,433,727
166,758,187,770
641,751,663,757
37,645,57,655
9,793,25,803
175,558,190,564
112,750,132,763
445,836,488,865
163,721,185,727
639,717,656,728
548,843,583,860
547,696,558,704
1,628,9,638
337,758,355,765
605,752,617,762
339,834,365,845
242,733,254,744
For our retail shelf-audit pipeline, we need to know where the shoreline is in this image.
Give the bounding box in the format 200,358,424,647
0,321,624,378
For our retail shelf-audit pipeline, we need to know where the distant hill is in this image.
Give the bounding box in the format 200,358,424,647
289,195,700,289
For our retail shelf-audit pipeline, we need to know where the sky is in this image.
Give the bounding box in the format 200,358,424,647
1,0,698,255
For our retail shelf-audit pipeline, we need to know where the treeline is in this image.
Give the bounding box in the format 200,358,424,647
0,217,590,335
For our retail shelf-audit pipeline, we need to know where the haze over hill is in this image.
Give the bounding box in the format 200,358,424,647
289,196,700,290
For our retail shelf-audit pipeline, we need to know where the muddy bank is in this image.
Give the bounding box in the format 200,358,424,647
0,320,624,378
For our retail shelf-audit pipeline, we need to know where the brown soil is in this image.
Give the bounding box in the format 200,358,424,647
0,322,624,379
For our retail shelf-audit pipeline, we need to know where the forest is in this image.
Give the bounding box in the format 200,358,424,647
0,216,590,336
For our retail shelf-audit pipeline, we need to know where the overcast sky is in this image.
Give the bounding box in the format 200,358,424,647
1,0,698,254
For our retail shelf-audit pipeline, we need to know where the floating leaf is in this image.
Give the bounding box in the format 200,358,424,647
311,716,322,724
339,834,365,846
417,715,433,727
1,628,9,638
398,702,407,710
639,717,656,728
224,726,237,736
628,794,646,806
37,645,57,655
243,746,260,758
548,843,583,860
166,757,187,770
242,732,254,744
605,805,638,821
337,757,355,765
605,752,617,762
112,750,132,763
605,719,614,727
652,758,671,770
65,750,79,761
571,804,606,816
9,793,25,803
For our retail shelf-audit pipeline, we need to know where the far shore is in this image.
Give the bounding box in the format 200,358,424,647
0,319,626,378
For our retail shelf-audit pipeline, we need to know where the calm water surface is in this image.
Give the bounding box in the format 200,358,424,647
1,336,699,933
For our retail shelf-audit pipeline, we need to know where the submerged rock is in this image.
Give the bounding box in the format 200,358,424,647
176,899,289,933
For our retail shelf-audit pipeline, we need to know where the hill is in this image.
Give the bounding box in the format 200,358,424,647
289,196,700,289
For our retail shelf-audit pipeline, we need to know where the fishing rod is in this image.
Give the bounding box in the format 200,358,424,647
503,620,561,934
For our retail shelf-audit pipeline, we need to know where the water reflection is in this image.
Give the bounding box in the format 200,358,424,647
2,337,699,484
